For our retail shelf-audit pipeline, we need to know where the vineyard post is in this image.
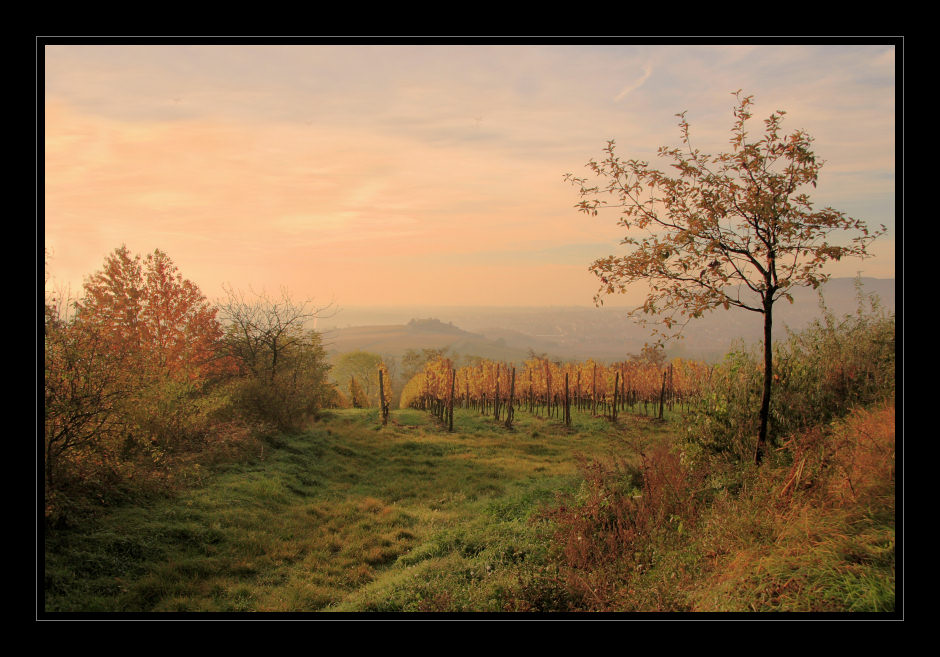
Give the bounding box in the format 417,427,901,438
564,372,570,427
620,365,626,413
505,366,516,429
545,364,552,419
494,364,501,422
612,370,619,423
668,363,674,411
378,368,387,425
592,363,597,416
658,369,666,420
576,369,581,413
528,370,533,414
449,368,456,432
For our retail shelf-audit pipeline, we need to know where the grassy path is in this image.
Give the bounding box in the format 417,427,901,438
44,406,671,612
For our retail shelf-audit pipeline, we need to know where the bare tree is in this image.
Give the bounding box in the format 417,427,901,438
217,285,333,381
216,286,335,430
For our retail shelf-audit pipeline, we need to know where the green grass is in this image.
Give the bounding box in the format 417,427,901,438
43,405,655,613
43,401,895,614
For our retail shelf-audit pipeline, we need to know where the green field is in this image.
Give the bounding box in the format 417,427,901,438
43,396,896,615
44,406,672,613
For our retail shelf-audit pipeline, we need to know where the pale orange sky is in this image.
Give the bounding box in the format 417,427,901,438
43,43,897,309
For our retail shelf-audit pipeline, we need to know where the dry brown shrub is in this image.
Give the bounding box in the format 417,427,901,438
777,402,895,507
826,403,895,505
687,403,896,611
539,444,704,610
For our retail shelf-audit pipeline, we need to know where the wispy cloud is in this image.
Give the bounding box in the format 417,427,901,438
614,63,653,102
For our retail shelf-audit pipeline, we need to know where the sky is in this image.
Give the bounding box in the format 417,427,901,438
43,42,897,310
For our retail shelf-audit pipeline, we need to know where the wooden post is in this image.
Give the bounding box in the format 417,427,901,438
378,368,387,425
564,372,570,427
658,369,666,420
528,370,533,414
505,367,516,429
592,363,597,416
494,364,501,422
668,363,674,411
545,365,552,419
576,369,581,413
612,370,619,422
620,366,626,412
449,368,456,432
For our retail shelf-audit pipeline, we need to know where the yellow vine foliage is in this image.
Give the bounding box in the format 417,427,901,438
398,355,710,410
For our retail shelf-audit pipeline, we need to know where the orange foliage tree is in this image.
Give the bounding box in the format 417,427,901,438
74,246,231,450
78,246,225,382
44,246,235,517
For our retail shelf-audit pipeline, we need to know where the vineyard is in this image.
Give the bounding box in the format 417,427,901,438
398,355,713,429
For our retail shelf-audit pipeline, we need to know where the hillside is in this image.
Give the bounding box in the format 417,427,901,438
322,319,539,363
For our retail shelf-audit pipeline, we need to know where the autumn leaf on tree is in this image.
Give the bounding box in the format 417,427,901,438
565,91,886,464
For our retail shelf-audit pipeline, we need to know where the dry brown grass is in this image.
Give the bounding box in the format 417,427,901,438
689,401,896,612
524,401,896,613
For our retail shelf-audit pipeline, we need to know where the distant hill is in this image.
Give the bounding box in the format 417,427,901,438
321,322,537,364
405,318,470,335
320,277,895,363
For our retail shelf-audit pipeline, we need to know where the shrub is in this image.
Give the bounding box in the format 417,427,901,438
683,284,895,463
217,288,333,432
770,290,894,439
530,444,704,611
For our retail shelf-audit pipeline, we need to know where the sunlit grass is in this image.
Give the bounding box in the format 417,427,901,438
43,401,894,613
44,404,640,612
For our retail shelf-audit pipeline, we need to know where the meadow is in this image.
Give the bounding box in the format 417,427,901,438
43,397,894,614
44,406,673,613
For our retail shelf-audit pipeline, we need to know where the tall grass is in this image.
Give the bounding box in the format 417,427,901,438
509,400,895,613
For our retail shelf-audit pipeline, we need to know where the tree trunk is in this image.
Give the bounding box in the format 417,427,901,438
756,301,774,465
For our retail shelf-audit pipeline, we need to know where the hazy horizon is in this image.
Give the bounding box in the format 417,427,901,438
309,276,896,364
